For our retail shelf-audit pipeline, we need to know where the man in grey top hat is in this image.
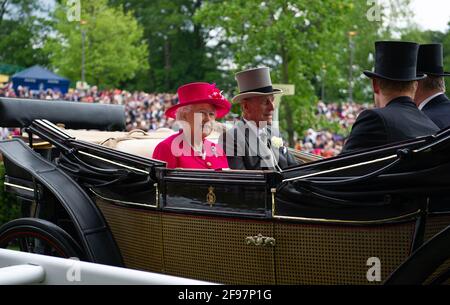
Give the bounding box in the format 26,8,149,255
219,67,298,170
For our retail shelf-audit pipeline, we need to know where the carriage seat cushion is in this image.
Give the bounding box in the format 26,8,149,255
64,128,220,160
65,128,176,159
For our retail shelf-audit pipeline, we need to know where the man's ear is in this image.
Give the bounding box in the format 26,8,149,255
241,101,248,114
416,80,424,92
412,80,418,93
372,78,380,94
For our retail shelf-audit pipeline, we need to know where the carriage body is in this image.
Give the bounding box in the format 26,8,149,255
1,97,449,284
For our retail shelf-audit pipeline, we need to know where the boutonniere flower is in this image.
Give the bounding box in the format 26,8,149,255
271,136,283,149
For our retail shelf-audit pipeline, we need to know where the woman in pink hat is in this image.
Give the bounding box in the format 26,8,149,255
152,82,231,169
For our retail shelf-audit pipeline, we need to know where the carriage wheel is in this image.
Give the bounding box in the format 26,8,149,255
0,218,83,259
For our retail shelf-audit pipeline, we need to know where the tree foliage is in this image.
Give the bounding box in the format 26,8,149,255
45,0,148,88
0,0,50,68
110,0,227,92
196,0,415,143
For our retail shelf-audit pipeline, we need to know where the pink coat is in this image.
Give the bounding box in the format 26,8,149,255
152,130,229,170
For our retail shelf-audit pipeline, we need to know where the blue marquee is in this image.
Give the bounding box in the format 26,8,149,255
11,65,70,94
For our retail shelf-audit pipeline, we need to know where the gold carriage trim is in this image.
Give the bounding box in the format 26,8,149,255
283,154,397,182
206,186,216,207
90,188,157,208
31,141,53,149
273,210,422,224
245,233,276,247
154,183,159,208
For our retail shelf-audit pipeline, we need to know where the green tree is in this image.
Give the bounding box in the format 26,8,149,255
196,1,361,144
45,0,148,88
110,0,229,92
196,0,414,143
315,0,414,104
0,0,50,68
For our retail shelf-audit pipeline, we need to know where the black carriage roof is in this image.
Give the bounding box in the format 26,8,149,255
0,97,125,131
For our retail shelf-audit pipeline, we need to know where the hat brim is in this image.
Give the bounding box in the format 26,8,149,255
418,71,450,77
165,98,231,119
363,70,427,81
232,89,283,104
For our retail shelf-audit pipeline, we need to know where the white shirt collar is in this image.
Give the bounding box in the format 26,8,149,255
418,92,445,110
243,118,268,137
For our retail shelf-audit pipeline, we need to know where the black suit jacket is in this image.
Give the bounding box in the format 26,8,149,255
422,94,450,129
219,120,298,170
342,96,439,153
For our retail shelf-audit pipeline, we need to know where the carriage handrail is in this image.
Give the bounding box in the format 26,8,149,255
282,127,450,184
0,264,45,285
282,154,397,183
0,249,216,285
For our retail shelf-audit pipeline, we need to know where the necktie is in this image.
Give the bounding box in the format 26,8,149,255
260,128,283,172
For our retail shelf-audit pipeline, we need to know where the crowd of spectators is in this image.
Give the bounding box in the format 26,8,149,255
0,84,370,157
0,83,178,132
294,101,371,157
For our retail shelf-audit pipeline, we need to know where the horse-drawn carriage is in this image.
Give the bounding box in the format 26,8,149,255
0,97,449,284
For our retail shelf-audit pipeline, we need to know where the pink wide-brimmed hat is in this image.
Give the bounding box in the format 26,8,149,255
165,82,231,119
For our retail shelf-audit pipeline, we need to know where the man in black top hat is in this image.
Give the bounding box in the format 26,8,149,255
414,43,450,129
342,41,439,153
219,67,298,170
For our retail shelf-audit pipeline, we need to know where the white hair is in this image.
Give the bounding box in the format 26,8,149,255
175,104,192,121
174,105,192,130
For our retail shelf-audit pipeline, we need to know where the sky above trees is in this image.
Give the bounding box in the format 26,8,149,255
409,0,450,32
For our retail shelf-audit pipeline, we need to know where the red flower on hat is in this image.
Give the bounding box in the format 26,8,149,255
208,83,225,100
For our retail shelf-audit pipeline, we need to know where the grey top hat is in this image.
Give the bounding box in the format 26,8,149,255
232,67,282,103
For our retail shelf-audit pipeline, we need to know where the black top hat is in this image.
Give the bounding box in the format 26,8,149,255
364,41,426,81
417,44,450,77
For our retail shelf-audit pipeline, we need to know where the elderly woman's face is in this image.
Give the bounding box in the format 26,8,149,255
184,103,216,139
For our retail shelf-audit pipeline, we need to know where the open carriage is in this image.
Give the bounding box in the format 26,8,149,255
0,97,449,285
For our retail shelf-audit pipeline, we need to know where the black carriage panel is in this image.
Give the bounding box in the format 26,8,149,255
157,169,281,218
274,191,424,223
281,136,433,180
2,155,35,201
281,127,450,181
24,120,166,207
62,140,164,207
3,157,34,182
276,128,450,223
3,175,35,201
